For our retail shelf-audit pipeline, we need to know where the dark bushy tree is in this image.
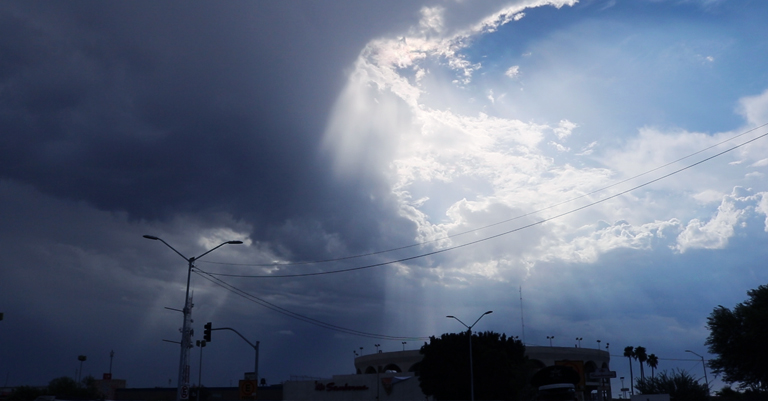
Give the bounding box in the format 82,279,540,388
7,386,45,401
635,369,708,401
47,376,81,398
706,284,768,391
417,331,531,400
47,376,100,399
8,376,100,401
716,385,768,400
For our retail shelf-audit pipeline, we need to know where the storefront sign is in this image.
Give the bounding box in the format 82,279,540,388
314,382,369,392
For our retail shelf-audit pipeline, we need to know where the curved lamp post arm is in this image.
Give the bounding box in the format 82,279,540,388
446,316,470,329
195,241,243,261
144,235,243,262
685,350,710,397
470,311,493,329
144,235,189,261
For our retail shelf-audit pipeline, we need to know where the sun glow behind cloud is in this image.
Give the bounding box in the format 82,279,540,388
323,0,768,289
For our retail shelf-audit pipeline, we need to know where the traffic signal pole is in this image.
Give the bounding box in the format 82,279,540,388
195,340,206,401
210,327,260,383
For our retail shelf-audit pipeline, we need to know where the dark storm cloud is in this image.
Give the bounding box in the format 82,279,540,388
0,2,430,387
0,1,419,257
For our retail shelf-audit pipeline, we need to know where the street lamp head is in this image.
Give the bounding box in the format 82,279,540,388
143,235,160,240
685,350,703,358
446,315,455,318
227,240,244,245
484,311,493,315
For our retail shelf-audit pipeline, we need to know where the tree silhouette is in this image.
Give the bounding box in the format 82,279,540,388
635,369,708,401
635,346,648,380
417,331,531,400
7,386,44,400
624,346,636,395
647,354,659,378
8,376,100,400
706,284,768,391
47,376,99,399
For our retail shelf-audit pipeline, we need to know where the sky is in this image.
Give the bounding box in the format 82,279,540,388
1,0,768,396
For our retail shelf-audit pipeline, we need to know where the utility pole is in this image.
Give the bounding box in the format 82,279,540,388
143,235,242,401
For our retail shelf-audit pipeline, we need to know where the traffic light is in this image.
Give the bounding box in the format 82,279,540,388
203,322,212,342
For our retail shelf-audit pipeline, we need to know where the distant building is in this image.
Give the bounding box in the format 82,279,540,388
284,346,612,401
94,377,126,400
114,385,282,401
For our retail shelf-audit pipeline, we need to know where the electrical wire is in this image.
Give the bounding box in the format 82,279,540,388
192,268,429,341
201,123,768,268
201,129,768,279
610,355,703,362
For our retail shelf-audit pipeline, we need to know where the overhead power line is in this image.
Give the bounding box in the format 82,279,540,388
202,123,768,269
193,269,429,341
186,121,767,340
201,129,768,279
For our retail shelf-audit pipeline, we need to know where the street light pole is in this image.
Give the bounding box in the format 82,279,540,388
620,377,626,399
144,235,242,401
77,355,87,384
109,350,114,376
685,350,710,397
447,311,493,401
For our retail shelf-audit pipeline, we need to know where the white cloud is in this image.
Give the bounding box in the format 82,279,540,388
549,141,570,152
756,193,768,231
505,65,521,78
540,219,682,264
419,6,445,34
693,189,726,204
675,188,756,253
575,141,597,156
738,87,768,126
553,119,577,139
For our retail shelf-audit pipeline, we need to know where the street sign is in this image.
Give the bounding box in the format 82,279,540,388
239,380,257,400
589,369,617,379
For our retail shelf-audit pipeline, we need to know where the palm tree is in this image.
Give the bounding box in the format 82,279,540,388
647,354,659,378
635,346,648,380
624,346,635,395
